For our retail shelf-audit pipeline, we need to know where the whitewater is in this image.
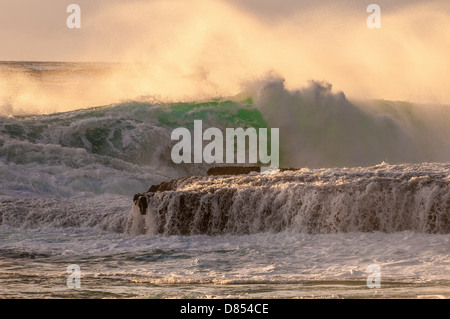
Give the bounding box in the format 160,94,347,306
0,62,449,298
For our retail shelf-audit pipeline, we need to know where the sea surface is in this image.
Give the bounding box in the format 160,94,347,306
0,62,449,298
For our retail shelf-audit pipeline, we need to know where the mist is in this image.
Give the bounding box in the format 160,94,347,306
1,0,450,115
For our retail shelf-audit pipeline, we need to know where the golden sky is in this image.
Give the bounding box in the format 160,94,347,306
1,0,449,104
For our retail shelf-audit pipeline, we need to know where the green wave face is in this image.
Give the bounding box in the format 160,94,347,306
157,98,267,129
2,80,450,172
0,99,274,168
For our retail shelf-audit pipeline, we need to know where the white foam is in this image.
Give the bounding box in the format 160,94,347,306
1,227,448,283
128,162,450,235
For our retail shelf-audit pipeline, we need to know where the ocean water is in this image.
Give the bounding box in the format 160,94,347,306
0,62,449,299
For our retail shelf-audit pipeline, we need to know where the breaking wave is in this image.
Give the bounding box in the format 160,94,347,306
1,69,450,235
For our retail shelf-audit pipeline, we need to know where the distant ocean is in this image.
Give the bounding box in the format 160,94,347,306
0,62,449,298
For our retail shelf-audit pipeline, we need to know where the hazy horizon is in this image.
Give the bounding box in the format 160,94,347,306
1,0,450,105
